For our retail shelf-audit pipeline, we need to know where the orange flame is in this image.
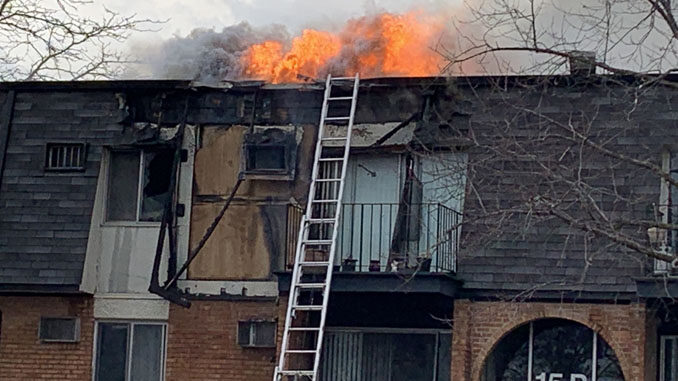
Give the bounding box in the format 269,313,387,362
240,11,445,83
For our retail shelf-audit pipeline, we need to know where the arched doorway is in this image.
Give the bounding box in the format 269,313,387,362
481,318,624,381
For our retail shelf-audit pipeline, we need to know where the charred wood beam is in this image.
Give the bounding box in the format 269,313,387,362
149,96,190,307
370,111,419,147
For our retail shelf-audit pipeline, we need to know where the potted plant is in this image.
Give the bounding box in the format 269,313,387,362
342,258,357,272
416,253,432,272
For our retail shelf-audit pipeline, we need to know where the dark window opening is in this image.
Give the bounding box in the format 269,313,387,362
237,320,276,347
45,143,86,171
246,145,287,172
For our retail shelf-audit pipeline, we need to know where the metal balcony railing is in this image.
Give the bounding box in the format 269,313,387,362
286,203,461,273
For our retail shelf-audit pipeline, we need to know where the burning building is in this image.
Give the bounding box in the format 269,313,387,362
0,38,677,381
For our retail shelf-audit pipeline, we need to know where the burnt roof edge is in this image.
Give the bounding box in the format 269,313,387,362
0,73,676,91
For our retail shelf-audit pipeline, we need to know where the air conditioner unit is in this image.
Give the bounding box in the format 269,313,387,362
39,317,80,343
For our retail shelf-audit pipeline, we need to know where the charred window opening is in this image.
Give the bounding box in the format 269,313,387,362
106,148,173,222
242,127,297,180
246,145,287,172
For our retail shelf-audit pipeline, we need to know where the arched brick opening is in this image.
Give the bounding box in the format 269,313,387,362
450,301,645,381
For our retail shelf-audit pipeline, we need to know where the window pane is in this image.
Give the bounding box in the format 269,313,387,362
130,324,164,381
596,334,623,381
95,323,129,381
665,338,678,381
481,323,530,381
437,334,451,381
254,322,276,347
532,319,593,380
140,150,173,222
107,151,140,221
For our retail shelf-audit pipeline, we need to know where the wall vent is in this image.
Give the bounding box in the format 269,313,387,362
45,143,87,171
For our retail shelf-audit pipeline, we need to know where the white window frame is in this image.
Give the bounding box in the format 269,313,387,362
92,320,168,381
103,149,172,226
656,150,675,274
661,335,678,381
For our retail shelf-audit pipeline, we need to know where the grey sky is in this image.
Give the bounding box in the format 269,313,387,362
86,0,458,40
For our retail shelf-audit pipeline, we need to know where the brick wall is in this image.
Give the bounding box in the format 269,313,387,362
0,295,94,381
166,299,283,381
451,300,648,381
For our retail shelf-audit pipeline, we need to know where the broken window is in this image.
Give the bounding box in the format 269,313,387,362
106,149,173,222
94,322,166,381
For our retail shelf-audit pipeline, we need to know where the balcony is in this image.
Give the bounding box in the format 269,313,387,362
286,202,461,273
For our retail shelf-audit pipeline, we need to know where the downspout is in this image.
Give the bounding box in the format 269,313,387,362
0,90,16,195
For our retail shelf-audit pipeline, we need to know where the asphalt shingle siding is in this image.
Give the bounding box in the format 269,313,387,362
0,91,124,288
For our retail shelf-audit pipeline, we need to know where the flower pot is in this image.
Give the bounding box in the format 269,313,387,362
342,258,357,272
369,260,381,272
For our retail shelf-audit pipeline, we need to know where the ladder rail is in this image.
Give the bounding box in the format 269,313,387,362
275,74,332,378
311,74,359,378
275,73,360,381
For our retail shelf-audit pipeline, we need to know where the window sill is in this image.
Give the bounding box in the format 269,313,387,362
242,172,294,181
101,221,162,228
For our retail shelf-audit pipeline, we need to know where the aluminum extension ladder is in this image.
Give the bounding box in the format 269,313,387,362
274,74,360,381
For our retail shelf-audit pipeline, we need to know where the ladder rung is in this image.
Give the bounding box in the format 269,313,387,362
318,157,343,162
285,350,317,354
325,116,350,121
315,178,341,182
279,370,315,375
312,199,339,203
295,283,326,289
321,137,348,141
293,305,323,311
288,327,321,331
306,219,336,224
298,261,331,266
331,76,357,81
302,239,333,244
328,96,353,101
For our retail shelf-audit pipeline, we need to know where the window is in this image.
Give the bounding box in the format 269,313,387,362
661,336,678,381
319,330,450,381
237,320,276,348
39,317,79,342
481,319,623,381
45,143,86,171
94,322,166,381
245,145,288,172
106,149,174,222
655,151,678,273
